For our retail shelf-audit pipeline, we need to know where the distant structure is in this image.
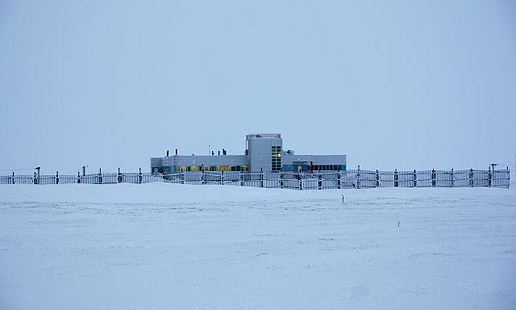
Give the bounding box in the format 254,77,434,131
151,133,347,174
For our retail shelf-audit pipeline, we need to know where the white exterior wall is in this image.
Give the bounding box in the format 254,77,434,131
161,155,248,168
282,155,346,166
247,136,282,172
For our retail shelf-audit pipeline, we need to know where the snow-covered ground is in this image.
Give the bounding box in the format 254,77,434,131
0,184,515,309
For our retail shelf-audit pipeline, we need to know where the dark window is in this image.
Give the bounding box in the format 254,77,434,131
271,146,281,171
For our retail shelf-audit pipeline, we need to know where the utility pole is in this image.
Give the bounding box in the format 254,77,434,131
490,163,497,171
490,163,498,187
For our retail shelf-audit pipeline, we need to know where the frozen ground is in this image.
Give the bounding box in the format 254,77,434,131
0,184,515,309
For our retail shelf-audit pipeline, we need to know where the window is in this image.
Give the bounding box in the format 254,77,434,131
271,146,281,171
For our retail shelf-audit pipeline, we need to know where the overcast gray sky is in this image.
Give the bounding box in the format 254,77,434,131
1,0,515,174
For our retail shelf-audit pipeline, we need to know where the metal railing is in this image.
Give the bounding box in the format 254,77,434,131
0,168,510,189
246,133,281,139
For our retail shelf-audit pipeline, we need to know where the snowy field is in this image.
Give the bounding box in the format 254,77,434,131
0,184,515,310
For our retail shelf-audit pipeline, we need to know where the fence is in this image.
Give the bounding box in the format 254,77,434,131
0,168,510,189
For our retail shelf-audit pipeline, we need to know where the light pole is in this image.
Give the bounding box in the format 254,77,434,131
82,166,88,176
490,163,498,186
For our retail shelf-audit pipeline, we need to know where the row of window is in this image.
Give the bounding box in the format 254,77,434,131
282,165,346,172
151,164,346,173
154,165,250,173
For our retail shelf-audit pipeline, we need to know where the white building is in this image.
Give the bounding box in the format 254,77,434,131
151,133,346,174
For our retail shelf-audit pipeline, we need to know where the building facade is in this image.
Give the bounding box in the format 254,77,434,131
151,133,346,174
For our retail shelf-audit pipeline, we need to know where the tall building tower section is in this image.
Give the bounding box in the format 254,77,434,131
246,134,282,172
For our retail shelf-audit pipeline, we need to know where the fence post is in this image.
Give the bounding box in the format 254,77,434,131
338,171,341,189
220,171,224,185
507,166,510,188
77,171,81,184
98,168,103,184
488,167,492,187
469,169,474,187
138,168,142,184
280,173,284,189
318,173,322,190
375,169,379,187
299,176,303,190
117,168,122,183
240,171,244,186
12,172,15,185
56,171,59,184
413,169,417,187
451,169,454,187
356,165,361,189
260,169,264,188
431,169,436,187
33,172,37,185
394,169,398,187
